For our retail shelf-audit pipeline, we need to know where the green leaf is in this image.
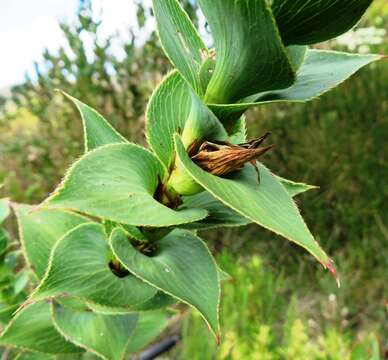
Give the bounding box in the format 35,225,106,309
152,0,207,94
14,351,54,360
13,270,30,296
125,311,169,354
218,268,232,282
131,291,178,312
251,51,382,102
14,204,89,278
181,86,228,148
57,297,89,312
104,220,148,242
271,0,373,45
0,227,9,257
174,134,332,268
110,227,220,339
87,291,177,315
147,70,227,195
210,50,382,122
182,191,250,230
52,302,138,360
182,176,316,230
228,117,247,144
0,304,20,324
146,71,191,169
0,302,82,354
277,176,318,197
32,223,157,307
146,70,227,171
0,198,10,224
121,224,148,242
199,54,216,92
286,45,308,71
199,0,295,104
43,144,207,227
62,92,127,152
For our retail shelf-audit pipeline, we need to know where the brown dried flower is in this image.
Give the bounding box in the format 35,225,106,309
191,132,273,178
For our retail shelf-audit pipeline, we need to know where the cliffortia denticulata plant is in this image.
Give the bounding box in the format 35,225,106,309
0,0,384,359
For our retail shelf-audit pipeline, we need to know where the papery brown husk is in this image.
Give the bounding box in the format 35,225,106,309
192,134,273,176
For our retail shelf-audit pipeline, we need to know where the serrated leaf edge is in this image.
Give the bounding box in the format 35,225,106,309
152,0,207,95
209,51,383,111
174,133,332,270
109,227,221,342
145,69,182,172
59,90,129,153
12,202,90,280
0,301,83,355
50,301,140,360
28,223,157,308
39,143,208,227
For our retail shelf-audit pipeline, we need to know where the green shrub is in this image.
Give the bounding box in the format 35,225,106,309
0,0,384,358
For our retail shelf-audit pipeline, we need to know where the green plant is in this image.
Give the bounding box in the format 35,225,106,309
0,197,30,326
0,0,170,203
177,253,383,360
0,0,384,358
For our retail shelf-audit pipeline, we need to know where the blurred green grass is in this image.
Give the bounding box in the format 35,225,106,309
174,253,382,360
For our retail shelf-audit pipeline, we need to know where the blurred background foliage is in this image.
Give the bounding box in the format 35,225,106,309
0,0,387,358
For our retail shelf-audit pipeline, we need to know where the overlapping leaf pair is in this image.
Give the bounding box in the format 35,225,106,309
1,0,383,357
150,0,381,270
0,200,172,359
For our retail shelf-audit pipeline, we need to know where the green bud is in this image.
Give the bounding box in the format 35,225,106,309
167,158,203,196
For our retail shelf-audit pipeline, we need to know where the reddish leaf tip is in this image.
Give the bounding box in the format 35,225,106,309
326,261,341,288
215,334,221,346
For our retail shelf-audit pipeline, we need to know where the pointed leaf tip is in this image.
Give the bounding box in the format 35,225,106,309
61,91,128,152
14,203,89,278
215,334,221,346
32,223,157,307
326,261,341,288
174,134,332,268
153,0,206,94
44,143,207,227
110,227,220,338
